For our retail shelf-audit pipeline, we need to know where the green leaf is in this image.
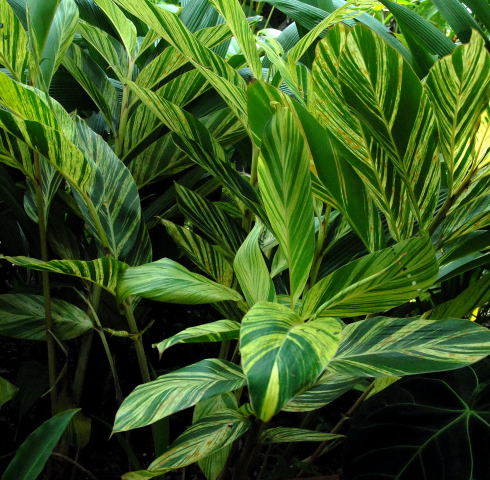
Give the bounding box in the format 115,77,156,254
153,320,240,357
93,0,136,56
2,255,126,295
343,360,490,480
283,369,359,412
240,302,343,421
425,33,490,196
0,376,18,409
123,409,250,478
162,220,233,286
338,26,440,237
116,258,242,304
0,0,29,82
1,408,79,480
330,316,490,377
301,236,438,318
261,427,343,443
462,0,490,31
0,294,92,340
233,222,276,306
114,359,246,432
258,107,315,304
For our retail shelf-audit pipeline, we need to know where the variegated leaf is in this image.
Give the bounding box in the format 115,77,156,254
240,302,343,421
302,236,438,318
261,427,342,443
330,316,490,377
283,369,359,412
258,107,315,305
117,258,242,304
0,0,29,82
1,255,126,295
233,223,276,306
0,294,92,340
154,320,240,357
425,33,490,195
114,359,245,432
122,409,250,479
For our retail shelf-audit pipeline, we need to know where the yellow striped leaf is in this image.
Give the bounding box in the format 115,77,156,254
301,235,438,318
122,409,250,479
116,258,242,304
258,107,315,304
330,316,490,377
153,320,240,357
233,222,276,307
425,33,490,196
261,427,342,443
114,359,246,432
1,255,126,295
240,302,343,421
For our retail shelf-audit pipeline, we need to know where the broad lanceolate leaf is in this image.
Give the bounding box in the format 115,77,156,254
0,0,29,82
0,294,92,340
1,409,79,480
330,316,490,377
2,255,126,295
301,235,438,318
0,376,18,409
123,410,250,479
261,427,342,443
234,223,276,306
114,359,245,432
338,26,440,237
258,108,315,304
283,369,359,412
425,33,490,195
154,320,240,357
240,302,343,421
117,258,242,304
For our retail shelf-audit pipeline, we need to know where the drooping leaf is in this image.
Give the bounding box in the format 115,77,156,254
153,320,240,357
0,376,18,409
2,255,126,295
301,235,438,318
114,359,245,432
0,294,92,340
425,33,490,196
283,369,359,412
233,222,276,306
1,408,79,480
330,316,490,377
261,427,342,443
240,302,343,421
123,409,250,479
343,359,490,480
116,258,242,304
258,107,315,304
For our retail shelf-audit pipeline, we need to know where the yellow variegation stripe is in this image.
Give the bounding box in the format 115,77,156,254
233,222,276,306
1,255,126,295
302,235,438,318
240,302,343,421
117,258,242,304
425,34,490,196
114,359,245,432
330,316,490,377
258,107,315,304
261,427,342,443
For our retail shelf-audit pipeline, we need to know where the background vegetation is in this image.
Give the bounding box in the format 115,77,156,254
0,0,489,479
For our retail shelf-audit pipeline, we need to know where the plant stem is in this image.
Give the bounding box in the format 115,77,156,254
232,419,266,480
33,152,57,413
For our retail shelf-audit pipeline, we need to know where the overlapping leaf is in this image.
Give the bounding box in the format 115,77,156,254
240,302,343,421
301,235,438,318
330,316,490,377
261,427,342,443
114,359,245,432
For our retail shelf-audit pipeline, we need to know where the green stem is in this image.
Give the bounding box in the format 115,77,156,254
33,152,57,413
115,59,135,158
232,419,266,480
